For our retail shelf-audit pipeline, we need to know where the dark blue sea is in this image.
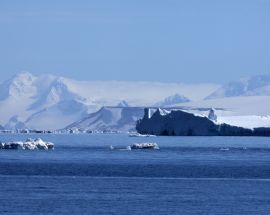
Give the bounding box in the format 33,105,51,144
1,134,270,215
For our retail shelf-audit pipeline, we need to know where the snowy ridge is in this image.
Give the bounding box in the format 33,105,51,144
66,106,144,132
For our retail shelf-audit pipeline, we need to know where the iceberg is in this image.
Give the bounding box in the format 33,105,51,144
0,138,54,150
129,133,156,137
130,143,159,150
109,143,159,150
109,145,132,151
136,108,270,136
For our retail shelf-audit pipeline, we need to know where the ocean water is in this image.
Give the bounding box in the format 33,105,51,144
1,134,270,215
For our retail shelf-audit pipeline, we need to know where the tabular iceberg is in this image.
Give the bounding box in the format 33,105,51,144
136,108,270,136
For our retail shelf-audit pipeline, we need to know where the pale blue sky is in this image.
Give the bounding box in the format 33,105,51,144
0,0,270,83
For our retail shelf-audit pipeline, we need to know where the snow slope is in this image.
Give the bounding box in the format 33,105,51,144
66,107,144,132
25,100,89,130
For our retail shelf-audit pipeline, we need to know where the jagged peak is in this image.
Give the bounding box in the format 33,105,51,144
8,71,37,87
34,76,85,107
13,71,36,80
0,71,37,100
117,100,129,107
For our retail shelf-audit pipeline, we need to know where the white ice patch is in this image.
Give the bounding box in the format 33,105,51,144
217,115,270,129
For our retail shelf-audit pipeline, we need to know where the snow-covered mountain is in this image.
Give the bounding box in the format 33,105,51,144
4,115,27,130
205,74,270,99
155,93,190,107
117,100,129,107
66,106,144,132
0,72,37,100
0,72,93,130
29,77,87,110
0,72,218,130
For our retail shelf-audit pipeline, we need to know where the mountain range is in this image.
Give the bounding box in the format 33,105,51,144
0,72,217,130
205,74,270,99
1,72,270,131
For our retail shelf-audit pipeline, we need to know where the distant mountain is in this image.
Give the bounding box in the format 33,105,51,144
205,74,270,99
66,106,144,132
0,125,5,130
117,100,129,107
5,115,27,130
155,94,190,107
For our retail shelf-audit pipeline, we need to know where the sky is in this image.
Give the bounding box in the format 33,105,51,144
0,0,270,84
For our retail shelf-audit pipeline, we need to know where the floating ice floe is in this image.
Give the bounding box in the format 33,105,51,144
0,138,54,150
129,133,156,137
110,145,132,151
219,147,230,151
130,143,159,150
110,143,159,151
